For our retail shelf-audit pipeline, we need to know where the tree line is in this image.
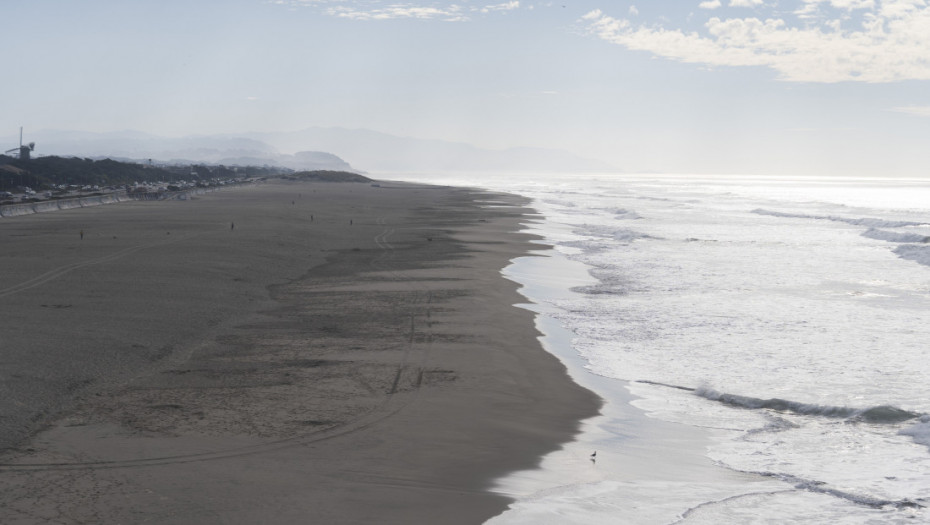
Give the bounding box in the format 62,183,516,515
0,155,292,192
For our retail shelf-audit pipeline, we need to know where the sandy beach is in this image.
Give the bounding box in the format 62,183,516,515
0,178,600,524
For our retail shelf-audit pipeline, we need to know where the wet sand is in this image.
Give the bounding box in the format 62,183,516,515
0,179,600,524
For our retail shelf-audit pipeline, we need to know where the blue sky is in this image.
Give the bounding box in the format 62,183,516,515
3,0,930,175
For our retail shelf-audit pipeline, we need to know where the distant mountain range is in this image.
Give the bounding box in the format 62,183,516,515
4,128,615,174
243,127,616,173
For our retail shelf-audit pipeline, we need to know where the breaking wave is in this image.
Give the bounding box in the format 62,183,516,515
594,207,642,220
580,225,657,243
694,386,922,424
637,381,922,424
560,239,610,254
862,228,930,243
752,209,928,228
899,416,930,449
893,245,930,267
752,210,930,267
756,472,926,510
570,266,640,295
541,198,577,208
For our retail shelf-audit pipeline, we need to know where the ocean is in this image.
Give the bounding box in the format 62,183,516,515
395,172,930,523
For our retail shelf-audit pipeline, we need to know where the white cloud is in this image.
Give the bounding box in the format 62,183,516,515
883,0,929,19
581,2,930,83
268,0,348,5
891,105,930,117
285,0,522,20
327,4,468,21
699,0,723,9
832,0,875,8
629,5,640,16
480,1,519,13
796,0,875,18
729,0,764,6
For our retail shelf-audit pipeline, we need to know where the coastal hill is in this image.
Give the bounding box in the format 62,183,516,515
2,130,356,174
3,128,616,174
249,127,617,173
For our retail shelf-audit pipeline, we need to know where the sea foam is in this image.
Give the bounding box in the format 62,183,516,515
394,173,930,524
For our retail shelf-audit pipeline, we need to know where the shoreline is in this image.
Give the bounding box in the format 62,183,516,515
486,214,793,524
0,178,600,523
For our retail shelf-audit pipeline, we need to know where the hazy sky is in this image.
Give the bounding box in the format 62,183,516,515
4,0,930,175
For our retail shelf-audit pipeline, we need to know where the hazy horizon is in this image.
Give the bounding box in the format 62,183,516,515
5,0,930,177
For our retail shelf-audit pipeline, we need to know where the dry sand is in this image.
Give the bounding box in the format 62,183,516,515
0,179,600,524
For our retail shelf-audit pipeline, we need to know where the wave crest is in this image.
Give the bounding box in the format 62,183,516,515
752,209,928,228
693,386,921,423
893,245,930,267
581,224,657,243
862,228,930,243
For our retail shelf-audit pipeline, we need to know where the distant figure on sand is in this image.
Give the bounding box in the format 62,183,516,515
79,229,83,240
231,222,235,230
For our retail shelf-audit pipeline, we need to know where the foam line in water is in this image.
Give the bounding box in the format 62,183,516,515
862,228,930,243
899,416,930,449
756,472,927,510
893,245,930,267
751,209,929,228
695,386,922,423
675,488,799,523
590,206,641,219
634,379,696,392
576,224,658,243
635,381,922,424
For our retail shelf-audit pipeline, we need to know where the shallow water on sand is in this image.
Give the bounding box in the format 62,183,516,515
392,172,930,523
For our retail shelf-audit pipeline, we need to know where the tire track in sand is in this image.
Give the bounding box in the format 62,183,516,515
0,232,207,299
0,218,436,472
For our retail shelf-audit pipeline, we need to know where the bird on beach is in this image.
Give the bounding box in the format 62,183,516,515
590,451,597,463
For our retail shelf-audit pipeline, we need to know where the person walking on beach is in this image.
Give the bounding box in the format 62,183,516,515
231,222,235,230
80,229,83,240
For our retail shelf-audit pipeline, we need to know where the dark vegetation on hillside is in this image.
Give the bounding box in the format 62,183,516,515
0,154,292,192
287,170,372,183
